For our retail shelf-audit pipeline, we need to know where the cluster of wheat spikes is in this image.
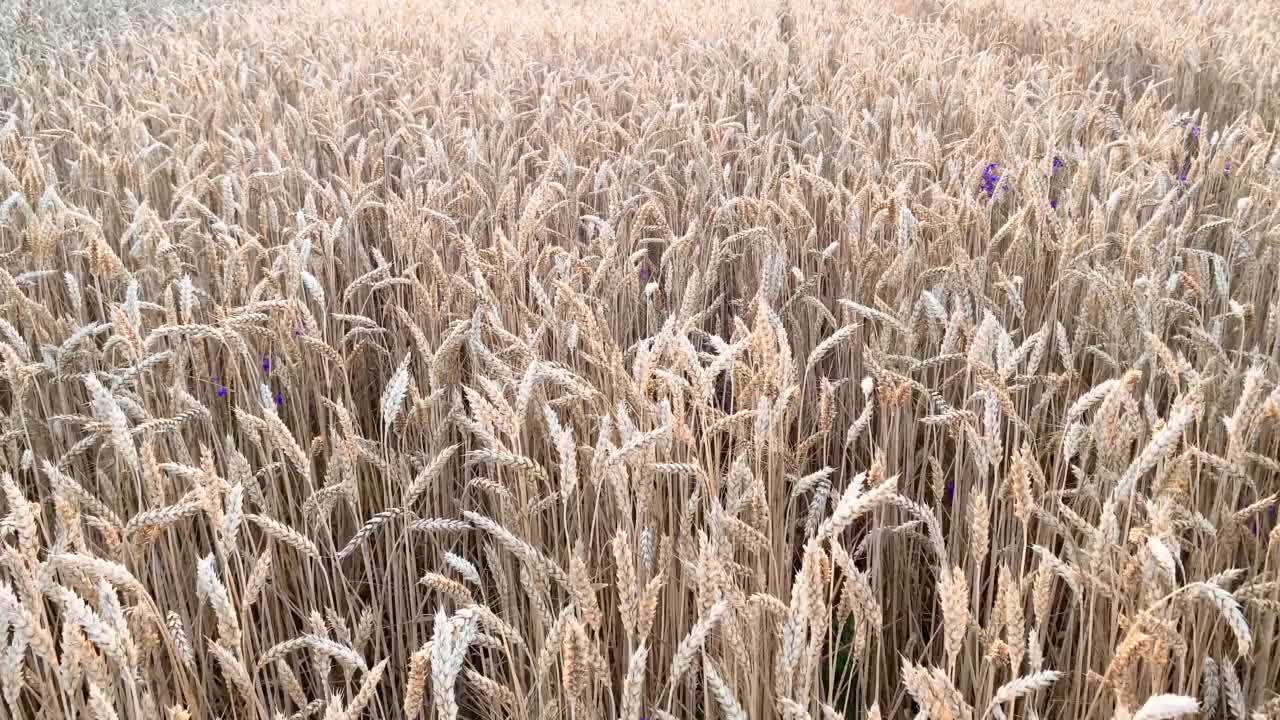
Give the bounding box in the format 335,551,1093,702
1,0,1279,718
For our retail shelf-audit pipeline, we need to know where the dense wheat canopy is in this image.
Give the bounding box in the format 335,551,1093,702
2,0,1280,718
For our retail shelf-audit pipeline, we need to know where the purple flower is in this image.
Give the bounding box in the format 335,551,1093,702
1050,199,1058,210
261,356,271,374
945,480,955,503
980,163,1001,198
1052,156,1064,173
1191,125,1201,138
1224,161,1232,176
212,377,228,398
274,392,284,407
639,266,651,284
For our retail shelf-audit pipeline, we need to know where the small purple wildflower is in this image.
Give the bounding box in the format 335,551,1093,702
1191,125,1201,138
980,163,1000,198
1179,172,1188,185
261,356,271,374
1052,156,1064,173
274,392,284,407
945,480,955,503
212,377,228,398
639,265,651,284
1050,199,1058,210
1224,161,1232,176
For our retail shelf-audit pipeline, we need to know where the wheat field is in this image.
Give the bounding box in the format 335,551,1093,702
1,0,1279,718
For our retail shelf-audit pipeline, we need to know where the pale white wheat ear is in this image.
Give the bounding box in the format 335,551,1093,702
87,681,121,720
259,409,312,481
819,473,898,539
84,374,139,471
986,670,1061,720
346,658,388,717
337,507,409,560
429,608,477,720
806,322,860,375
669,600,728,687
196,554,240,647
619,643,650,720
0,472,37,557
1133,695,1200,720
207,640,255,705
1116,395,1202,497
247,514,321,560
1183,583,1252,656
381,353,412,427
705,656,748,720
939,565,969,668
1200,658,1219,720
259,634,368,673
403,444,459,507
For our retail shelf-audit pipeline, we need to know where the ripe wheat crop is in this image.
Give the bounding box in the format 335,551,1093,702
1,0,1280,718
